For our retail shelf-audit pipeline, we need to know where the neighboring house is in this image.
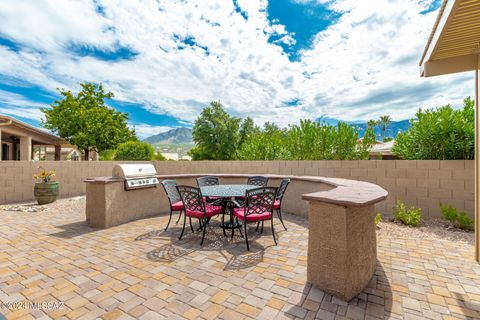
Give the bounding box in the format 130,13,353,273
159,152,192,161
0,115,64,161
369,140,396,160
39,145,82,161
0,115,97,161
161,152,179,160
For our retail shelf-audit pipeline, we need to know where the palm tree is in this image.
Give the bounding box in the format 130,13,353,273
367,119,378,129
378,115,392,142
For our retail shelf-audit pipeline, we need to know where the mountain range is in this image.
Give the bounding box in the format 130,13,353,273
319,117,411,139
143,127,193,145
143,118,411,145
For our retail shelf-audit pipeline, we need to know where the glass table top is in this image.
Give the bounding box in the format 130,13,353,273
200,184,258,198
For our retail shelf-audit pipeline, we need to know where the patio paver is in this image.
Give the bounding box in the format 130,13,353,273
0,197,479,319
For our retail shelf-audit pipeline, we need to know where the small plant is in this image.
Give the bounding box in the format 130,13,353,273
374,212,382,226
33,166,55,183
456,213,474,231
393,200,422,226
440,204,458,223
440,204,474,231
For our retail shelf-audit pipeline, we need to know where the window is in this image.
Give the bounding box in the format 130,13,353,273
2,143,9,160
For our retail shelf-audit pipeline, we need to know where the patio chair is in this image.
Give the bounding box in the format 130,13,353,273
161,179,184,231
233,187,278,251
247,176,269,187
176,185,223,246
196,176,220,187
274,178,290,230
196,176,222,205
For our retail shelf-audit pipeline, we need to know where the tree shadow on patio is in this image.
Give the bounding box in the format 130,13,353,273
49,221,99,238
283,262,393,319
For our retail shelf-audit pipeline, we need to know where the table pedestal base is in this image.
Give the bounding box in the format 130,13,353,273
219,200,243,239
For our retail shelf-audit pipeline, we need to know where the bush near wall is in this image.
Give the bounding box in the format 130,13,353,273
112,142,166,161
393,97,474,160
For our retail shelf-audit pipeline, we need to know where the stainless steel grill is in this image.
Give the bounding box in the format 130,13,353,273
112,164,159,191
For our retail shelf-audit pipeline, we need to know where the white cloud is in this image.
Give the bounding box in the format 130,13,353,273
0,89,45,120
299,0,474,121
0,0,473,128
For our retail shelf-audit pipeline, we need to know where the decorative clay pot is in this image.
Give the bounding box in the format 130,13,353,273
34,182,59,205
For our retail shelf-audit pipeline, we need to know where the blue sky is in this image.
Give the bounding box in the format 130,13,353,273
0,0,473,139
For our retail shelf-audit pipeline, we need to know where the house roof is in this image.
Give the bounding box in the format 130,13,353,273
369,140,395,155
0,114,65,145
419,0,480,77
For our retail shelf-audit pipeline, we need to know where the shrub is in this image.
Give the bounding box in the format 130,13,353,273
392,97,474,160
440,204,474,231
393,200,422,226
99,149,116,161
236,120,376,160
456,213,474,231
114,141,155,161
440,204,459,223
374,212,382,226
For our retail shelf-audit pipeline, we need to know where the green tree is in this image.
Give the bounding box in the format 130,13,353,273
99,149,116,161
237,123,289,160
189,101,241,160
237,120,375,160
378,115,392,142
42,83,136,160
238,117,257,147
392,97,474,160
114,141,155,161
367,119,377,128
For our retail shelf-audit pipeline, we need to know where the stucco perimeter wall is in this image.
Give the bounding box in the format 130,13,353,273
0,161,150,204
0,160,474,218
152,160,474,218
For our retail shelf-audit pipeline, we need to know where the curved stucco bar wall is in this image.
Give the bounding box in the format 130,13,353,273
84,173,388,301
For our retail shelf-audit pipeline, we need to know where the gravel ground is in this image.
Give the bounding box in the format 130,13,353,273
377,218,474,245
0,196,474,245
0,195,86,214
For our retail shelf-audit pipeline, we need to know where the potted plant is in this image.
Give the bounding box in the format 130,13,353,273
33,167,59,205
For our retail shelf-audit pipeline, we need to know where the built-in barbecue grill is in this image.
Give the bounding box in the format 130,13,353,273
112,164,159,191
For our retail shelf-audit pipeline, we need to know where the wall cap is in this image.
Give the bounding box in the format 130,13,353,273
85,173,388,207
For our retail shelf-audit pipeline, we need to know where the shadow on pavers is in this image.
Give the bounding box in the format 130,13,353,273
284,262,393,319
137,214,286,270
49,221,99,239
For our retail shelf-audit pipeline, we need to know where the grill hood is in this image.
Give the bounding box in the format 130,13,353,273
112,163,159,190
112,163,157,179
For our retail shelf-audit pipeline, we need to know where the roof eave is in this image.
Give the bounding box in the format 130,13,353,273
422,53,479,77
0,114,65,144
419,0,455,66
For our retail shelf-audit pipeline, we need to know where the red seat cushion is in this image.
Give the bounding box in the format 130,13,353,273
233,207,272,222
203,196,221,202
273,200,280,209
186,205,223,218
171,201,184,211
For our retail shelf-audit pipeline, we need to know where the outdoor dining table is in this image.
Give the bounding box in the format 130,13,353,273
200,184,258,238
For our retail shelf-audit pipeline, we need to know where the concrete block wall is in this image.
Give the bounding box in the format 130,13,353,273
153,160,474,218
0,161,148,204
0,160,474,219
